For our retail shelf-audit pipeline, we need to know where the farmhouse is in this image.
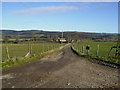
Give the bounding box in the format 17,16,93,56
58,38,67,43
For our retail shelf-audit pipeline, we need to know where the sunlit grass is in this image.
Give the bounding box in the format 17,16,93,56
72,41,119,64
73,41,117,57
2,42,62,62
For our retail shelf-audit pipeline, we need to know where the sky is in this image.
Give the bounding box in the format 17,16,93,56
2,2,118,33
1,0,120,2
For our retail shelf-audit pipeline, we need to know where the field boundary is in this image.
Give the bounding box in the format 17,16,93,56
71,46,120,68
2,44,69,69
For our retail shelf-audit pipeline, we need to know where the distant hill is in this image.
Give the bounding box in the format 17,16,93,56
1,30,59,35
0,30,118,42
1,30,60,39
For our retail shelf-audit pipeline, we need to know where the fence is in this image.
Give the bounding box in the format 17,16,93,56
73,42,117,58
2,42,62,62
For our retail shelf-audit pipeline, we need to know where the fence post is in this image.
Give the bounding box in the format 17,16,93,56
53,44,54,49
42,43,44,53
30,45,32,55
6,46,10,59
96,44,99,56
47,45,49,51
78,45,80,52
80,46,81,52
82,45,84,53
28,41,30,53
53,44,55,49
86,48,89,55
29,44,31,54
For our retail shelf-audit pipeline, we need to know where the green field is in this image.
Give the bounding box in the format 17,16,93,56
73,41,117,57
72,41,119,64
2,42,62,62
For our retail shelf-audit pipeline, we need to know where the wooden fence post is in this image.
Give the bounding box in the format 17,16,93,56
47,45,49,51
87,49,89,55
42,43,44,53
30,45,32,55
28,41,30,53
78,45,80,52
96,44,99,56
29,44,31,54
82,45,84,53
80,46,81,52
6,46,10,59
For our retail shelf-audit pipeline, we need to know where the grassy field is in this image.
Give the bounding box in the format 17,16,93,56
2,42,62,62
73,41,117,57
72,41,119,64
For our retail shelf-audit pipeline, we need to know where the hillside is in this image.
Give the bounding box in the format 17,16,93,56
0,30,118,42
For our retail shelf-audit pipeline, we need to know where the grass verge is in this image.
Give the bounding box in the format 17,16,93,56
1,44,69,69
71,46,120,66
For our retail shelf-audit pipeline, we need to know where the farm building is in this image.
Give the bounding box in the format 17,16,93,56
58,38,67,43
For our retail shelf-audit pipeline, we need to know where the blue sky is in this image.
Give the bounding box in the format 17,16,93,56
2,2,118,33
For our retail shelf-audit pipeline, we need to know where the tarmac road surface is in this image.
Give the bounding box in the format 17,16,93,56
2,45,119,88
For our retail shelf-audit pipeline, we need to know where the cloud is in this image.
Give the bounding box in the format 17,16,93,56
12,6,79,15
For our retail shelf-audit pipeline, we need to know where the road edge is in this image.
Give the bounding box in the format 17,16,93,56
2,44,69,69
71,46,120,68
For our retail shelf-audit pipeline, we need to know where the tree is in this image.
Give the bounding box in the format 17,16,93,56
14,38,19,44
65,33,72,43
73,32,79,42
3,36,9,43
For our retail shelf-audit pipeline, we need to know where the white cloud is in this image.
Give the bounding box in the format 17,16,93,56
12,6,79,15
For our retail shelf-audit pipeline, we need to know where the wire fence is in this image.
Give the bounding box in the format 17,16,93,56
2,42,62,62
73,42,117,58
